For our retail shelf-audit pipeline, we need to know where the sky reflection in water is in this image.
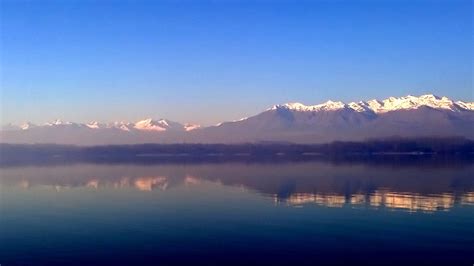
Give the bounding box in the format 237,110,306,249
1,161,473,265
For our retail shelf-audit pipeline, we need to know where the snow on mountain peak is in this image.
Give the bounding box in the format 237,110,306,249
158,119,169,127
111,122,134,131
455,101,474,111
2,94,472,135
132,118,191,132
272,101,346,112
86,121,102,129
46,119,73,126
316,100,345,111
419,94,440,100
134,118,168,131
269,102,307,111
270,94,472,114
184,123,200,131
20,122,37,130
374,94,456,113
347,102,369,112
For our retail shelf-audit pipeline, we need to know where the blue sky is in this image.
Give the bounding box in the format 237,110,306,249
1,0,472,125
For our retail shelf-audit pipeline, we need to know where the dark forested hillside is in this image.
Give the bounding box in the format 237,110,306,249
1,137,473,166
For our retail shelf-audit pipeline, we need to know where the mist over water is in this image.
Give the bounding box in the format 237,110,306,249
1,159,473,265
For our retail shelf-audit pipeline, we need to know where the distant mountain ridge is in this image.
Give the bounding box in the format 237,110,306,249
269,94,473,113
1,94,473,145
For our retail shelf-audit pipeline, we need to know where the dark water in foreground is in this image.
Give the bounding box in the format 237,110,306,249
1,159,473,265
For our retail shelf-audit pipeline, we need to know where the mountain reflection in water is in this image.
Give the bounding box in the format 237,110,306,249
2,161,473,213
279,191,474,212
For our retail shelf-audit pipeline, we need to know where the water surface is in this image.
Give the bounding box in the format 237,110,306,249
1,160,473,265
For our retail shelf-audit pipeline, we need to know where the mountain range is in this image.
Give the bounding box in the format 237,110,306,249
1,94,473,145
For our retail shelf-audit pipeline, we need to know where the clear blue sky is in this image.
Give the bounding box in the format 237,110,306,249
1,0,472,125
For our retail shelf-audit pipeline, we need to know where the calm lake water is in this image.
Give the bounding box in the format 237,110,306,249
1,159,473,265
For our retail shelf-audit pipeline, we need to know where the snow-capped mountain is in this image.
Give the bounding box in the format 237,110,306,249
1,94,473,145
184,123,201,131
4,119,199,133
20,122,37,130
133,118,191,132
86,121,104,129
269,94,473,113
45,119,76,127
109,122,135,131
196,94,473,143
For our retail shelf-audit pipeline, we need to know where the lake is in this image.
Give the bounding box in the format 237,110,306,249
1,158,473,265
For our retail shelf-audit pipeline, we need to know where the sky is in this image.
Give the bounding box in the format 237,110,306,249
1,0,472,126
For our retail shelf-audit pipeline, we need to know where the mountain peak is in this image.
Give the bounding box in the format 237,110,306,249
375,94,456,113
20,122,37,130
132,118,189,132
419,94,441,100
2,94,473,141
318,100,345,110
272,101,346,112
46,119,73,126
268,94,472,114
184,123,200,131
86,121,103,129
270,102,307,111
134,118,168,131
